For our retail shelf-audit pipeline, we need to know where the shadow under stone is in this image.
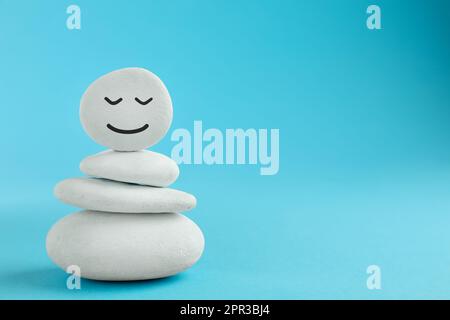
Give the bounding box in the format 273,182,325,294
0,266,187,299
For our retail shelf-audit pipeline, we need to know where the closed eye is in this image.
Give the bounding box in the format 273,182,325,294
135,97,153,105
104,97,123,105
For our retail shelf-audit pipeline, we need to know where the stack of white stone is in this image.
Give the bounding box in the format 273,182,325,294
46,68,204,281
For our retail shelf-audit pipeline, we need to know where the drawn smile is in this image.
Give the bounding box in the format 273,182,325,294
106,123,149,134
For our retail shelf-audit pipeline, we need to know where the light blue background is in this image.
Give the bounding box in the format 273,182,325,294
1,0,450,299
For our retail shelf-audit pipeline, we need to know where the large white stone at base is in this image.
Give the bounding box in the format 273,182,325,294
46,211,205,281
80,150,179,187
54,177,196,213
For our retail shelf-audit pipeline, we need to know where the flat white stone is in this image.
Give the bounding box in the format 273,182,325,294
46,211,204,281
54,178,196,213
80,150,179,187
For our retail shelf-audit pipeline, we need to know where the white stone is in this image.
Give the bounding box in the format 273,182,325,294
46,211,204,281
80,68,173,151
80,150,179,187
54,178,196,213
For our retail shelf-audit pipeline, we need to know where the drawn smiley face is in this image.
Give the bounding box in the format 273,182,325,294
80,68,173,151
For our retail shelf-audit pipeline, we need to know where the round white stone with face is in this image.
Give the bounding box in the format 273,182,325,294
80,68,173,151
